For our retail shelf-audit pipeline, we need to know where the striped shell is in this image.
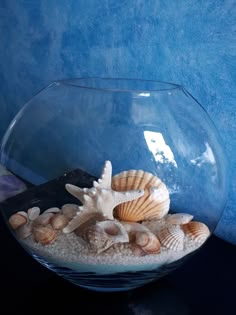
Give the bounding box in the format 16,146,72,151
158,226,184,251
9,212,28,230
33,226,57,245
112,170,170,222
135,231,161,254
182,221,210,243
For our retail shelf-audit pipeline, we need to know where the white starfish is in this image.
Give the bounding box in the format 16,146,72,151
63,160,144,233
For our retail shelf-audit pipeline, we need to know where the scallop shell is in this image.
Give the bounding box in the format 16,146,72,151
84,220,129,254
112,170,170,222
61,204,78,219
33,226,57,245
182,221,210,243
9,212,28,230
135,231,161,254
158,225,184,251
166,213,194,225
50,214,69,230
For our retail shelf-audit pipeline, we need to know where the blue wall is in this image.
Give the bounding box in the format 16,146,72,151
0,0,235,244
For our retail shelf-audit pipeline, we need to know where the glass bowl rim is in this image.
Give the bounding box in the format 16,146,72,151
55,77,182,93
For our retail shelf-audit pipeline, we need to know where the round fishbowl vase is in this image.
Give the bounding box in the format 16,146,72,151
0,78,228,292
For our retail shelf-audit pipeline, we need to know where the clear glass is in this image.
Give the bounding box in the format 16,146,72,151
0,78,228,291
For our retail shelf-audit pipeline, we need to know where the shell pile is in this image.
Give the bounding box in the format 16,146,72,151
9,160,210,258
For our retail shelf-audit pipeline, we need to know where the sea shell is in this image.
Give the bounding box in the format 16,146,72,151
68,212,105,235
158,225,184,251
33,212,55,226
27,207,41,221
182,221,210,243
83,220,129,254
44,207,60,214
17,223,32,239
50,214,69,230
112,170,170,222
135,231,161,254
9,212,28,230
63,161,144,233
33,226,57,245
61,203,78,219
166,213,194,225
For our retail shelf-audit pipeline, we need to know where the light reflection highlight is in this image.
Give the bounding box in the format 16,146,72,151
144,131,177,167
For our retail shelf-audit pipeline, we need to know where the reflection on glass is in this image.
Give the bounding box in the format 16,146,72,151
144,131,177,168
190,143,216,167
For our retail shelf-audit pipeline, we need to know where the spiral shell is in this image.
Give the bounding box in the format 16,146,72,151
158,226,184,251
112,170,170,222
50,214,69,230
9,212,28,230
33,226,57,245
182,221,210,243
83,220,129,254
135,231,161,254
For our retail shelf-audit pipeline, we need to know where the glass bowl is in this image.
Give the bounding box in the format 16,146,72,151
0,78,228,292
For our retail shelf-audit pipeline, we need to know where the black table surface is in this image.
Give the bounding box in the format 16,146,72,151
0,212,235,315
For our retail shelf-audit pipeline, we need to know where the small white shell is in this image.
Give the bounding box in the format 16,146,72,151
112,170,170,222
182,221,210,243
158,226,184,251
27,207,40,221
166,213,194,225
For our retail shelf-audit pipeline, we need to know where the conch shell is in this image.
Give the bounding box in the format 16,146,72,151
112,170,170,222
80,220,129,254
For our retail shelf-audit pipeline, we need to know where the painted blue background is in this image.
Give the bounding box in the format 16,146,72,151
0,1,235,243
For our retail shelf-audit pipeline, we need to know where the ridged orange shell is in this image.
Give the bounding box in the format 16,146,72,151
112,170,170,222
182,221,210,243
135,231,161,254
158,226,184,251
33,226,57,245
9,212,27,230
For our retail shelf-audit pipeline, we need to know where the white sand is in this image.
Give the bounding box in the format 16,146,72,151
22,227,204,268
